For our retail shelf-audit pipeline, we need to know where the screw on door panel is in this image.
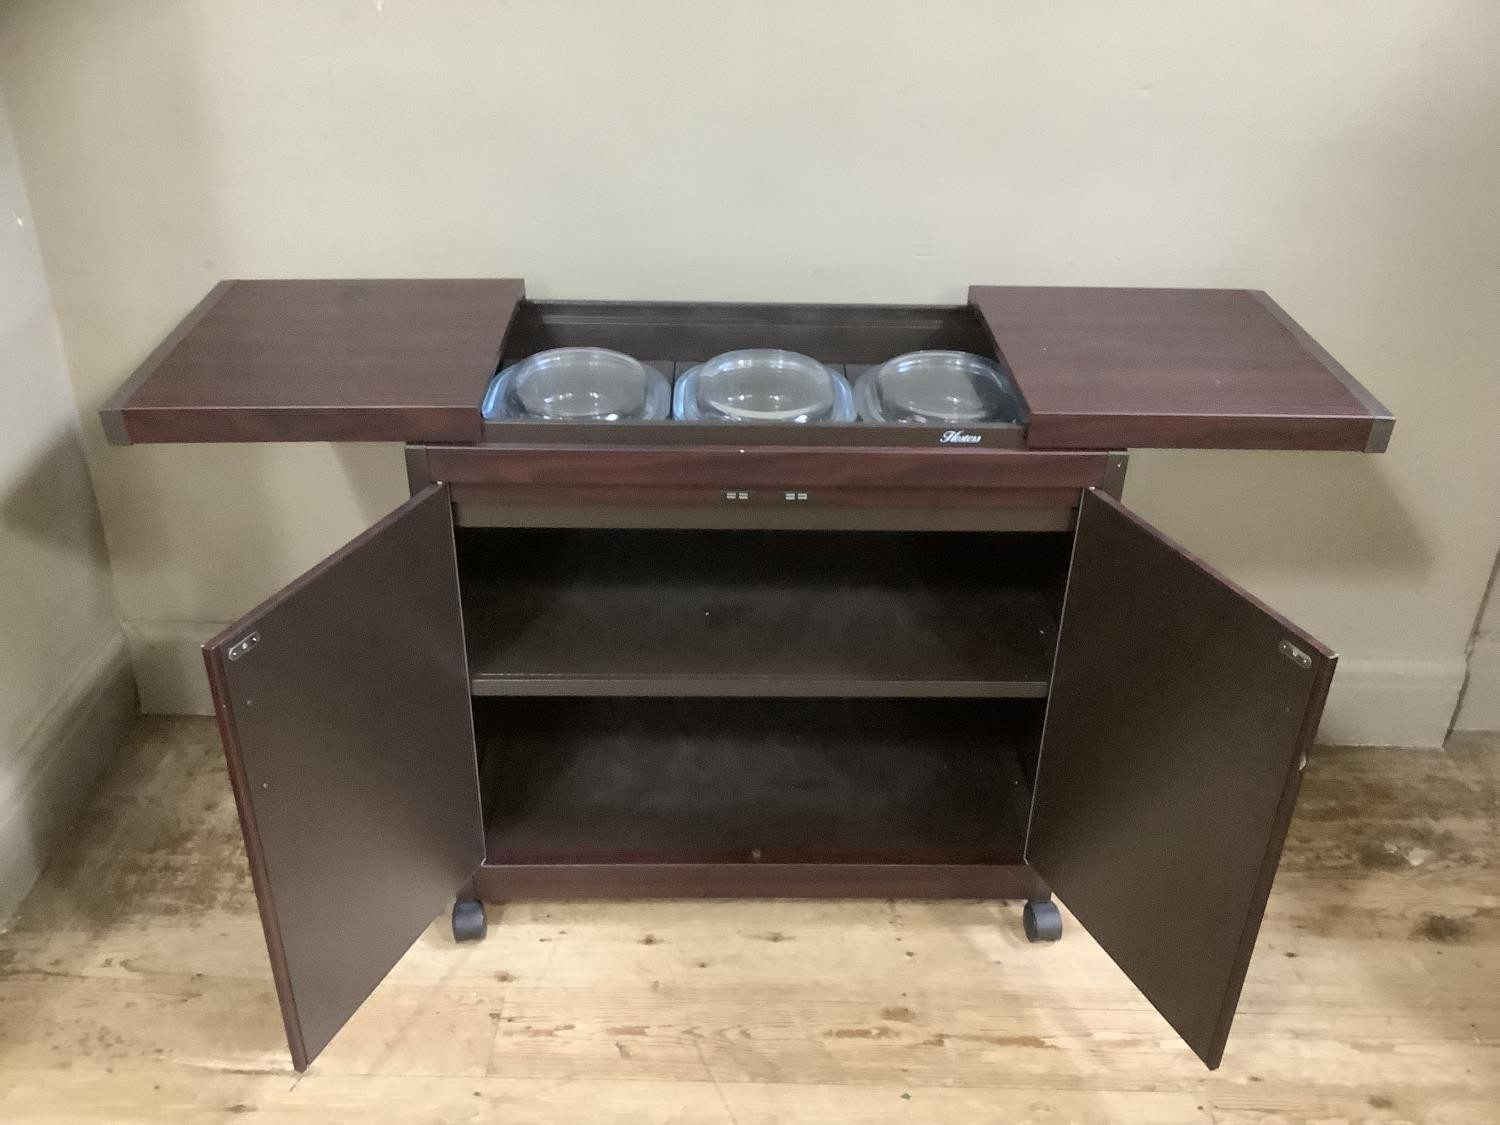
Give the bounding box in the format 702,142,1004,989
227,632,260,660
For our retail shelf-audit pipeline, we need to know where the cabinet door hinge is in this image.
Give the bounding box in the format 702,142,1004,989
1278,639,1312,669
227,632,261,661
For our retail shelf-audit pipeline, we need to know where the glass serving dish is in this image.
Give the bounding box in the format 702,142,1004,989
672,349,854,423
854,351,1024,425
482,347,670,422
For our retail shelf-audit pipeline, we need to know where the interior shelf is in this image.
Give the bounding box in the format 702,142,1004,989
476,698,1037,866
459,528,1066,697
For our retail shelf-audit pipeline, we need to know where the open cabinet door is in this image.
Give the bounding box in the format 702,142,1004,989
204,485,483,1071
1026,489,1335,1068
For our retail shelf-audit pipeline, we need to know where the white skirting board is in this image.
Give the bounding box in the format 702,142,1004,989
122,619,225,717
0,632,139,921
124,618,1471,750
1455,634,1500,732
1317,656,1468,749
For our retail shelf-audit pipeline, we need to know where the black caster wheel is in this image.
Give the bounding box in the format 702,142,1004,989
451,898,487,943
1023,900,1063,943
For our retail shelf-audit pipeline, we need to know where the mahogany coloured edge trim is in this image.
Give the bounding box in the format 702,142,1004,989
203,636,312,1072
472,862,1045,901
100,282,235,446
416,444,1116,491
448,499,1081,533
1204,653,1334,1066
446,484,1088,511
1245,290,1394,453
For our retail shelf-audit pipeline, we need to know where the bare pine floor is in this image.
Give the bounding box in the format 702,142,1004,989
0,718,1495,1124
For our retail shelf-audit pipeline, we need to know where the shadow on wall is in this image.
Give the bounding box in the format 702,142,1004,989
61,8,417,660
0,424,136,922
0,427,114,562
1122,450,1429,584
94,436,411,717
1092,1,1500,666
2,4,298,687
1209,0,1495,617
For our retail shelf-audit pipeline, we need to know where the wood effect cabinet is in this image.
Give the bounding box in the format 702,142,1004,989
104,282,1390,1072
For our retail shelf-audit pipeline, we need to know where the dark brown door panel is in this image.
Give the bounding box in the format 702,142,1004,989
204,485,482,1070
1026,489,1335,1067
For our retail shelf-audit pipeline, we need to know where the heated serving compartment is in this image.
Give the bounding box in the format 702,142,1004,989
478,297,1030,446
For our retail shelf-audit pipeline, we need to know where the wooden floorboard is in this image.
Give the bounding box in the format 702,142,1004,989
0,717,1495,1123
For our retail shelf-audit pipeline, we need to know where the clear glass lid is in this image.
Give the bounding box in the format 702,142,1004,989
854,350,1024,425
672,349,854,423
483,347,669,421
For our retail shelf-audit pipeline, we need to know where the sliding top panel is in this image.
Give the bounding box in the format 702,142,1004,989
101,278,524,444
969,286,1393,452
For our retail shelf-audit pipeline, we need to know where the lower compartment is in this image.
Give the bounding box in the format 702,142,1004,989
473,697,1041,895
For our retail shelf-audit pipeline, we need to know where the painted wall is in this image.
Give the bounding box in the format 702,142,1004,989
0,92,130,918
1,1,1497,744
